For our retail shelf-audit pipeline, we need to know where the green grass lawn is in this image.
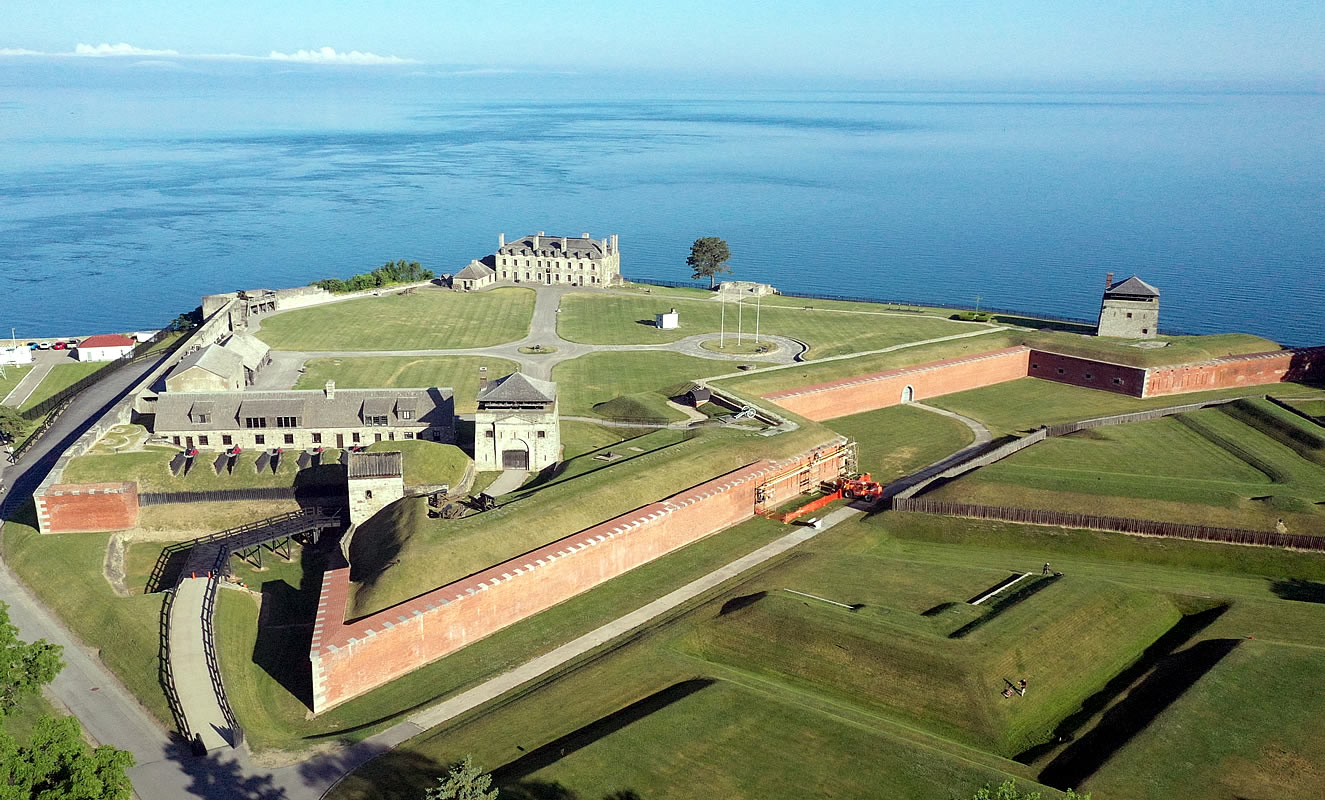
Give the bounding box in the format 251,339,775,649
20,361,108,411
924,406,1325,531
556,292,972,358
61,447,345,492
0,363,32,401
365,440,469,487
1019,330,1279,368
551,351,775,420
255,287,535,351
824,404,975,483
929,377,1325,436
1283,397,1325,423
294,355,520,414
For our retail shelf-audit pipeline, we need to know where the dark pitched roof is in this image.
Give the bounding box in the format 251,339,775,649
1106,275,1160,297
154,387,454,433
347,451,403,479
477,372,557,405
498,233,607,260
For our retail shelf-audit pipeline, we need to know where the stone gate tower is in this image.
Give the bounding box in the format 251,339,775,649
1096,273,1160,339
473,371,560,472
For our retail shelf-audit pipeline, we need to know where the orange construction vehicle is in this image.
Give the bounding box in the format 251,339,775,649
839,473,883,501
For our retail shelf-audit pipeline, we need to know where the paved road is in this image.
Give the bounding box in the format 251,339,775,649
1,362,53,407
169,579,235,752
483,469,527,497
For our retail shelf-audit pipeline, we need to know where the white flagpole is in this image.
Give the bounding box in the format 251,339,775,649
737,295,744,345
720,291,726,347
755,293,761,344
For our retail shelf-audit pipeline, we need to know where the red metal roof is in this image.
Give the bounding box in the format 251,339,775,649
77,334,135,348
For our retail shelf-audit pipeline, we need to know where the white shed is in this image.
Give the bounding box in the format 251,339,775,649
1,345,33,366
75,334,136,362
655,308,680,330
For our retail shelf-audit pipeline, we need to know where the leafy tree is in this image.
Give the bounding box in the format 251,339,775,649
0,406,25,445
969,780,1089,800
426,755,498,800
0,602,135,799
687,237,732,288
313,259,434,294
167,306,203,332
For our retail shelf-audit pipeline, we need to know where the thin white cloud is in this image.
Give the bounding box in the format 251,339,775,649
267,46,414,65
0,42,416,65
74,42,180,57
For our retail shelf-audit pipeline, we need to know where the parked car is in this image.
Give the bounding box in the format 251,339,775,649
26,342,39,350
37,342,51,350
52,341,67,350
66,339,80,346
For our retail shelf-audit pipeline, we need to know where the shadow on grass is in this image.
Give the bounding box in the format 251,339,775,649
921,602,956,617
492,679,714,786
1270,578,1325,604
1038,637,1241,789
1015,603,1229,767
504,784,645,800
949,574,1061,639
718,591,766,616
296,746,446,800
251,536,341,711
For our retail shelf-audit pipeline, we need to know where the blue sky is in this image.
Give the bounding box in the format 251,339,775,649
3,0,1323,83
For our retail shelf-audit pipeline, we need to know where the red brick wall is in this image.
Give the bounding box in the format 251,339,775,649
1145,347,1325,398
35,483,139,533
309,443,848,712
763,347,1031,420
1028,350,1146,397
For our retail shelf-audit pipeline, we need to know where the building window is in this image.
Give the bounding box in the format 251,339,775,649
284,433,294,445
1126,312,1133,318
366,415,388,426
1142,328,1149,334
222,435,233,446
1030,363,1039,370
193,413,209,424
404,431,414,439
399,410,413,420
275,416,298,428
199,435,209,446
352,432,361,443
255,434,265,445
388,431,395,441
537,431,546,439
312,432,322,444
1084,373,1094,381
485,430,494,438
173,436,181,446
1112,378,1124,386
365,490,373,500
244,417,267,429
374,433,383,442
1056,368,1066,375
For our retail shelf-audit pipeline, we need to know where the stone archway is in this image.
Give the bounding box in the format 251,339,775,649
501,440,530,470
901,385,915,404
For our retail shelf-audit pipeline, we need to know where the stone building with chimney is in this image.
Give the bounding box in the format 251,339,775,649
473,371,560,472
492,232,621,287
1097,273,1160,339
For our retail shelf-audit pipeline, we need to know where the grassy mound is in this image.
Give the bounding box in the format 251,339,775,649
1222,398,1325,466
591,393,680,424
365,440,470,487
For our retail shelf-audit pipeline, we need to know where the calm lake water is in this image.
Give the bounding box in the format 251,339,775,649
1,63,1321,344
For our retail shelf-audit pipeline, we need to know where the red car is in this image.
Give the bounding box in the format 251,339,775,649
51,341,67,350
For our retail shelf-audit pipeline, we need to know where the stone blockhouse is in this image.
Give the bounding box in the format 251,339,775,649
453,260,497,291
164,345,246,393
473,372,560,471
153,382,455,451
1097,274,1160,339
493,232,620,287
220,334,271,385
346,451,405,528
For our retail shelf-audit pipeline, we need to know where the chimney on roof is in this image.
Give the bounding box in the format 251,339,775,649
498,233,505,248
479,366,488,390
610,234,619,254
1105,272,1114,289
537,230,545,236
561,236,567,249
325,380,336,399
581,232,590,239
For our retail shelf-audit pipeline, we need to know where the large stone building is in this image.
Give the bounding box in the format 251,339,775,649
153,382,454,451
473,372,560,472
162,334,271,392
493,232,620,287
1097,274,1160,339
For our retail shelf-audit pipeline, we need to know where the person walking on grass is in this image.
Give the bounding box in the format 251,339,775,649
1042,562,1051,575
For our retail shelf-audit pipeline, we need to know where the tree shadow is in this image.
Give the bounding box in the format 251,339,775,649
298,746,446,800
159,737,287,799
1269,578,1325,604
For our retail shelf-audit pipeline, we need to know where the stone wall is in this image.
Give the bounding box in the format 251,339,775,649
1028,350,1147,397
309,441,848,712
34,482,138,533
1144,347,1325,397
762,347,1031,421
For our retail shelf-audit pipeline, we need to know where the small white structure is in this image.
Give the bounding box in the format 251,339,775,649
75,334,135,362
1,345,33,366
453,260,497,291
655,308,680,330
346,450,406,528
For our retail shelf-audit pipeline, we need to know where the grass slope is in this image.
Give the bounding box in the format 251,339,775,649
62,447,345,492
551,351,774,419
294,355,520,414
0,364,32,402
824,404,975,483
20,361,107,411
255,287,534,351
365,440,469,487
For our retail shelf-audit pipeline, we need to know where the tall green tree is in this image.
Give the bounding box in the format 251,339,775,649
426,755,498,800
0,406,25,445
687,237,732,288
0,602,135,799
